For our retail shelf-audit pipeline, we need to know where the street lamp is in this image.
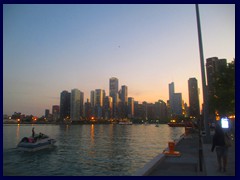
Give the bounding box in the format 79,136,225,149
195,4,211,143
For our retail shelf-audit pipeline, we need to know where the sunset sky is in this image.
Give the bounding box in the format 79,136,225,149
3,4,235,117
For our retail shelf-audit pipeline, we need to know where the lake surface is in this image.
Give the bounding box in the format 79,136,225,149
3,124,184,176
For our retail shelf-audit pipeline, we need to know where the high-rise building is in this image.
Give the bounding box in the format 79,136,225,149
52,105,60,121
90,90,95,108
168,82,183,117
206,57,227,96
95,89,105,107
119,85,128,118
188,78,200,118
95,89,105,119
173,93,183,116
109,77,119,97
45,109,50,118
79,91,84,118
70,89,81,121
103,96,113,119
60,90,71,120
84,99,92,120
109,77,119,118
155,100,168,122
128,97,134,118
169,82,175,115
120,85,128,104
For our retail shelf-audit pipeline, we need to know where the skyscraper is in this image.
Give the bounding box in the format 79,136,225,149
60,90,71,120
127,97,134,118
79,91,84,118
119,85,128,118
173,93,183,116
155,100,168,121
103,96,113,119
84,99,91,120
52,105,60,121
109,77,119,118
120,85,128,104
70,89,81,121
90,90,95,108
206,57,227,96
168,82,183,117
169,82,175,115
95,89,105,119
109,77,119,97
188,78,200,118
95,89,105,107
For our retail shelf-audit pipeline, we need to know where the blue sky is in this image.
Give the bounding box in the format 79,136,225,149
3,4,235,117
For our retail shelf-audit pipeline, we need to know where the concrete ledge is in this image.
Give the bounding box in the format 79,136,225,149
134,133,187,176
133,133,188,176
133,153,166,176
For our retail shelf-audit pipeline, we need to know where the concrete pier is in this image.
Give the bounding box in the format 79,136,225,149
134,129,235,176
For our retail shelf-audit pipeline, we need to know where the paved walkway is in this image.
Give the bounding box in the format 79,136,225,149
202,135,235,176
135,130,235,176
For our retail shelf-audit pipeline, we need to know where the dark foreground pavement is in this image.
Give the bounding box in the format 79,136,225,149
135,129,235,176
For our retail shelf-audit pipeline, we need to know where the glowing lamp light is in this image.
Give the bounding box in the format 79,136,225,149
221,117,229,129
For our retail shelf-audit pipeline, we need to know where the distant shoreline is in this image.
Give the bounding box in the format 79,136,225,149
3,121,168,125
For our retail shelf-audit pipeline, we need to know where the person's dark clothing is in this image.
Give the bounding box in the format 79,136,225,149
211,133,225,152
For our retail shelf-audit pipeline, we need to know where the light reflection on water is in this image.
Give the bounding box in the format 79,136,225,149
3,124,184,176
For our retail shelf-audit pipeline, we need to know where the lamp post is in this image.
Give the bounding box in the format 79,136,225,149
195,4,211,143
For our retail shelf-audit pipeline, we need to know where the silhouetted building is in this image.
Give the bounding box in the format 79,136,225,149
109,77,119,97
90,90,95,108
169,82,175,116
173,93,183,116
52,105,60,121
206,57,227,97
109,77,119,118
103,96,113,119
79,91,84,118
119,85,128,119
45,109,50,118
95,89,105,119
84,99,91,120
134,101,145,120
70,89,81,121
188,78,200,118
155,100,168,122
60,90,71,120
128,97,134,118
168,82,183,117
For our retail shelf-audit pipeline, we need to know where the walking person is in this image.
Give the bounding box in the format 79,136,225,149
211,123,230,172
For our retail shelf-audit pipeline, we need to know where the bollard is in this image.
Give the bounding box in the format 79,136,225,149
163,141,181,156
168,142,175,153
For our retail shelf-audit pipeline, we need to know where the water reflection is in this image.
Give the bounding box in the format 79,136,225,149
90,124,95,146
16,124,20,142
4,124,185,176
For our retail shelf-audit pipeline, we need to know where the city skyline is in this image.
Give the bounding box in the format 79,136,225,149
3,4,235,117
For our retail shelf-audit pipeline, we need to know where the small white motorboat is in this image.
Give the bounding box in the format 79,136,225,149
17,133,56,152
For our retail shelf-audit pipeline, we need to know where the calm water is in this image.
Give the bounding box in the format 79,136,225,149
3,123,184,176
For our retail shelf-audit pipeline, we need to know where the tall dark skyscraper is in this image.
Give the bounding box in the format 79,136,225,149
70,89,81,121
188,78,200,118
109,77,119,118
206,57,227,96
60,90,71,120
52,105,60,121
119,85,128,118
127,97,134,118
109,77,119,97
120,85,128,104
168,82,182,117
169,82,175,115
